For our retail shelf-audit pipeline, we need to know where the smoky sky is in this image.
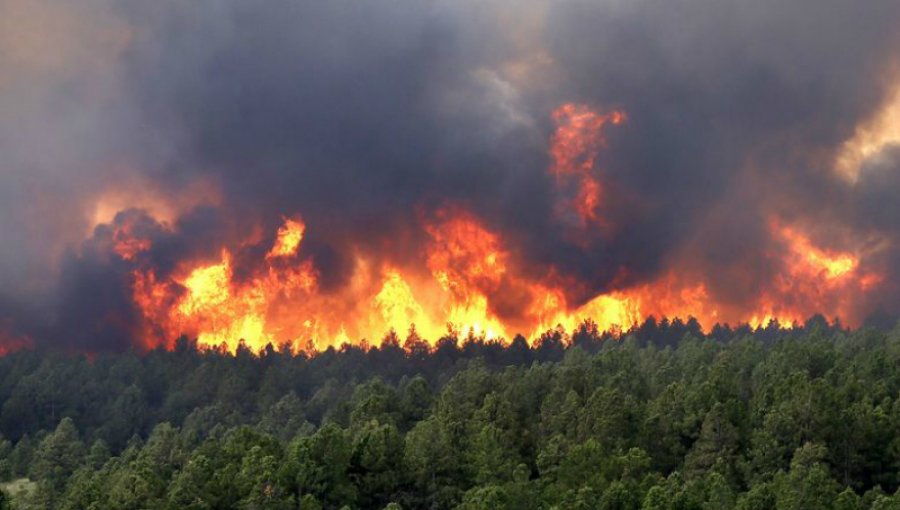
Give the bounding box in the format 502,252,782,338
2,0,900,349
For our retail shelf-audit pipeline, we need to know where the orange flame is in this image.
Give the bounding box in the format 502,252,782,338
550,103,626,226
120,210,885,352
777,224,858,280
425,209,510,339
743,220,877,327
267,218,305,259
132,220,318,351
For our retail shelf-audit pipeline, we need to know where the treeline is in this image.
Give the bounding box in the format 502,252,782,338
1,317,900,508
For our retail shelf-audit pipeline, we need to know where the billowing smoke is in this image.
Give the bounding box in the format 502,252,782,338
2,0,900,351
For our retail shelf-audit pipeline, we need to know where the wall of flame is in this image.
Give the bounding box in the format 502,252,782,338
95,104,882,352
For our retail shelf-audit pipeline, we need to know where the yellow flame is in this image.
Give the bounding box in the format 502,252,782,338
267,218,305,258
374,270,430,335
178,252,232,315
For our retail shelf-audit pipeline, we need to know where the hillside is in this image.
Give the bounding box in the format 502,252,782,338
0,320,899,508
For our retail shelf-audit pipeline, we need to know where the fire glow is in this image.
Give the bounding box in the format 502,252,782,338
89,104,885,352
550,103,626,228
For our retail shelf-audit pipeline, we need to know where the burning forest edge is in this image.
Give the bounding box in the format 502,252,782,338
0,319,900,508
2,101,888,356
3,0,900,357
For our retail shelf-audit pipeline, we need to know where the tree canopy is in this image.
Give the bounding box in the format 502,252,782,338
1,317,900,509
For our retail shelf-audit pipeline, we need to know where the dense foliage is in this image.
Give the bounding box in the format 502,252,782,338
1,316,900,509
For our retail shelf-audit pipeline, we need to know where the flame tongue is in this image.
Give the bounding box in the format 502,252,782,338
777,224,858,280
550,103,626,228
267,218,304,259
425,210,509,339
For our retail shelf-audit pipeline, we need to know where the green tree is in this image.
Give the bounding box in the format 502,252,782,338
30,417,86,494
166,454,216,509
351,420,404,508
772,443,839,510
258,392,313,442
282,423,356,508
456,485,510,510
404,416,462,509
684,403,740,482
834,487,862,510
237,446,292,510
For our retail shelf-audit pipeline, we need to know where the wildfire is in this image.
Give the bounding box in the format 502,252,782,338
115,209,885,352
777,224,858,280
267,218,305,258
742,221,878,328
374,270,430,335
426,210,506,298
550,103,626,227
130,221,319,351
113,233,151,262
68,103,887,353
0,328,32,357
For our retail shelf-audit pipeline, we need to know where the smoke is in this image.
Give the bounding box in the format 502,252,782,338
2,0,900,350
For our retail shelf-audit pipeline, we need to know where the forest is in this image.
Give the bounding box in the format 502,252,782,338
0,316,900,509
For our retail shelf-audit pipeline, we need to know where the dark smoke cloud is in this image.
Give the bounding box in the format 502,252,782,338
2,0,900,349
